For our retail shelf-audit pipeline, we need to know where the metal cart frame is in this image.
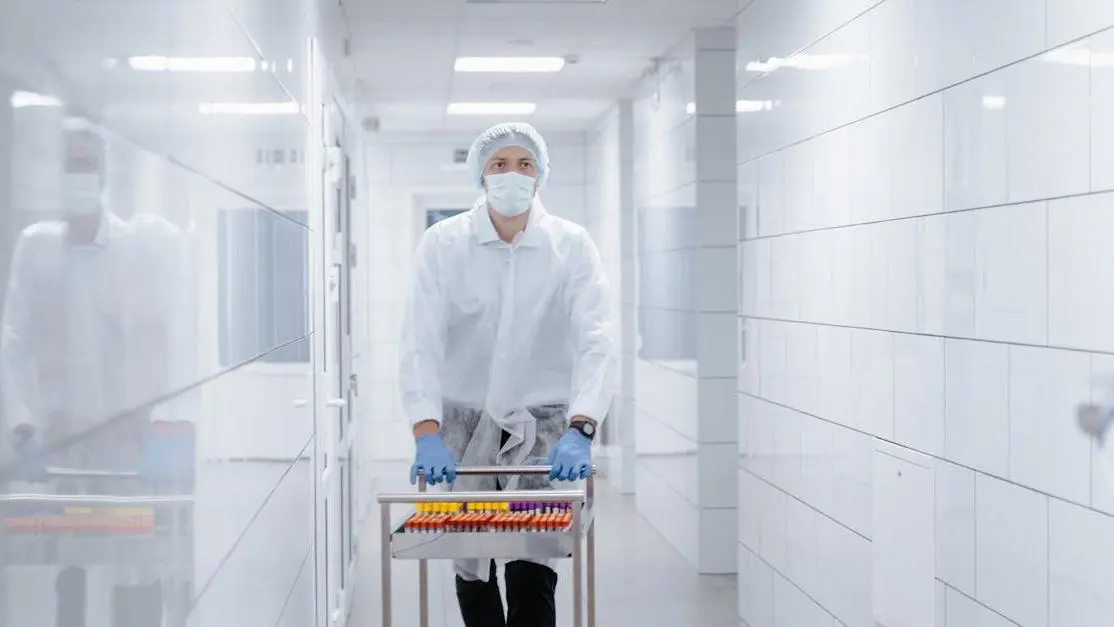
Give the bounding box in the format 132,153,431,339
377,465,596,627
0,468,195,627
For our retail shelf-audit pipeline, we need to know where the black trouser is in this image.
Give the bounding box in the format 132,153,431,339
454,430,558,627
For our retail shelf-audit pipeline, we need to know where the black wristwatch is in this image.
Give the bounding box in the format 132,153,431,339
570,420,596,441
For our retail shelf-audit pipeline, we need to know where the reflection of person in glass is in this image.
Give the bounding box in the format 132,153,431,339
0,136,194,626
1079,402,1114,487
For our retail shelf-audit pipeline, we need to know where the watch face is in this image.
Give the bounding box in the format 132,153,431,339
577,422,595,437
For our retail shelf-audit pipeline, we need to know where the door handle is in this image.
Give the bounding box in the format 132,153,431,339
293,399,308,408
327,398,347,408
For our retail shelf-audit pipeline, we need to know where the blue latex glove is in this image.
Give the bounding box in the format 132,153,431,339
12,435,48,483
138,422,196,485
410,434,456,485
546,430,592,482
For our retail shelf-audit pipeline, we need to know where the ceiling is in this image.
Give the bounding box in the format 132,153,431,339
0,0,742,137
344,0,741,133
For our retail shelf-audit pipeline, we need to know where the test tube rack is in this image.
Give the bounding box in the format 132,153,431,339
378,465,598,627
401,501,574,535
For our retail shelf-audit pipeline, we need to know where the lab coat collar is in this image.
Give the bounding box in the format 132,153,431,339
471,195,549,248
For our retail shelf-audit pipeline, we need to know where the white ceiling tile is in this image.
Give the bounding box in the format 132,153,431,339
348,0,740,130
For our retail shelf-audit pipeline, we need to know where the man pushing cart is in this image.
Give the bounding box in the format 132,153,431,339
398,122,618,627
0,141,196,627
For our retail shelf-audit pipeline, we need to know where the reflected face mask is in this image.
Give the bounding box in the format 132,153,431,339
62,173,102,216
485,172,536,217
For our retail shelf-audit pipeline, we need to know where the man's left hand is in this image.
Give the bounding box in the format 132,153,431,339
546,428,592,482
139,421,196,486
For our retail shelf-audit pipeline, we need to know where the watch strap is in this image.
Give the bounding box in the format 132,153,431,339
570,420,596,440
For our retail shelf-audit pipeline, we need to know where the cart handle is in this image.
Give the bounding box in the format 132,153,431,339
0,493,193,505
417,464,597,478
377,489,585,505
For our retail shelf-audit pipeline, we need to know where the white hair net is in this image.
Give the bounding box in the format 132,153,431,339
466,122,550,189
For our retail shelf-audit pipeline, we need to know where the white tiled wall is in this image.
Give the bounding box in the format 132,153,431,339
631,28,738,574
736,1,1114,626
629,35,698,565
585,104,637,491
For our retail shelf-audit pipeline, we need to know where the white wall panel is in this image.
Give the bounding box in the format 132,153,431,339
734,1,1114,625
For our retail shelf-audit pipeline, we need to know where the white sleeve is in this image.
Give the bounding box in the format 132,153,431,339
399,229,447,426
566,230,618,423
1,233,40,433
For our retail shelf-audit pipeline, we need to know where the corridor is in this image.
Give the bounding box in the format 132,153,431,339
3,0,1114,626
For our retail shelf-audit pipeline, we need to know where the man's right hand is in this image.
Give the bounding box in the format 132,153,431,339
410,423,456,486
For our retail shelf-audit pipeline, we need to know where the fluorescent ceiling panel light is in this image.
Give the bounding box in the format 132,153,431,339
454,56,565,73
981,95,1006,110
447,102,536,115
10,90,62,108
745,53,865,73
686,100,775,115
736,99,775,112
128,56,257,72
1043,47,1114,67
745,59,781,72
198,101,300,115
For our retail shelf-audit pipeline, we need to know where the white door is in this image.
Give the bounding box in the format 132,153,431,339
318,98,358,627
333,145,358,624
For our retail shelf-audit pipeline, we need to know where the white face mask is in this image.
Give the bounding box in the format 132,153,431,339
485,172,536,217
62,173,103,217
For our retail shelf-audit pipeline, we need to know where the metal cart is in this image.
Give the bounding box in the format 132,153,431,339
0,468,195,627
377,465,597,627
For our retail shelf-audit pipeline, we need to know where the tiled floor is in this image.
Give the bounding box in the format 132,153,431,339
348,465,738,627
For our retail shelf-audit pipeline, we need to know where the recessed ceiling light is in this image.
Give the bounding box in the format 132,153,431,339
745,53,866,73
685,100,775,115
736,99,775,112
128,56,258,72
981,95,1006,110
454,57,565,73
1042,47,1114,67
10,90,62,108
198,101,301,115
447,102,537,115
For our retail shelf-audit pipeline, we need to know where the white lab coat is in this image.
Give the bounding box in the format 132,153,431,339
1,211,190,474
399,196,617,580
